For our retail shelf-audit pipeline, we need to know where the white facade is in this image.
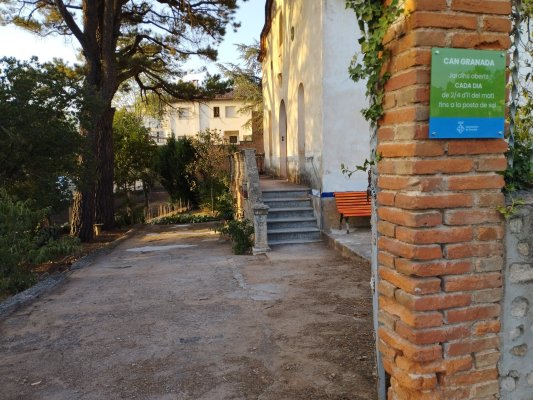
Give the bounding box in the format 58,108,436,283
146,97,253,145
143,115,166,145
260,0,370,194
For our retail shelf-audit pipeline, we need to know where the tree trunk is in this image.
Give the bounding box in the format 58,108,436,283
95,107,116,230
70,123,97,242
70,190,95,242
66,0,118,241
143,182,150,210
211,183,214,213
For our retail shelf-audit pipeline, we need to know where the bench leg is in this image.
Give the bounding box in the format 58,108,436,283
346,218,350,234
339,213,344,230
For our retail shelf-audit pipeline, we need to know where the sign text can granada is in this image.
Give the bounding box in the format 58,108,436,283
429,48,506,139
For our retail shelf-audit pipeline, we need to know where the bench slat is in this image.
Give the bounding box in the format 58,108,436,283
334,191,371,217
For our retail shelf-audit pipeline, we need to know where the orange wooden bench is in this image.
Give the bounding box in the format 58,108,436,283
334,191,372,233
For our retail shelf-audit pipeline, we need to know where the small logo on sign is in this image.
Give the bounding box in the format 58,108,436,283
457,121,465,134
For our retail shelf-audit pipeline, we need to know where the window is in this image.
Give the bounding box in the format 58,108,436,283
224,130,239,144
213,106,220,117
225,106,236,118
178,107,191,119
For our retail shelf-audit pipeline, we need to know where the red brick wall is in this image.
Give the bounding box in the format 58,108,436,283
377,1,511,398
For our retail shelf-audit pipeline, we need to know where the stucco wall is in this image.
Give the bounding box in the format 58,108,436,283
164,100,252,142
262,0,324,189
262,0,369,192
321,0,370,193
167,102,200,138
261,0,370,231
500,191,533,398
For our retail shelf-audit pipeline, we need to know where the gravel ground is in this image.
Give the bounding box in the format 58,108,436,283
0,223,376,400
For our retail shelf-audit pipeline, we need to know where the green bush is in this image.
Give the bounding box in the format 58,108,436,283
214,190,235,221
504,94,533,191
150,212,219,225
198,176,227,212
157,137,199,206
0,190,80,296
29,236,81,265
114,204,146,227
218,219,254,255
504,140,533,192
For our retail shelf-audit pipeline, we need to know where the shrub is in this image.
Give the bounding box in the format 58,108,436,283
0,190,80,296
214,190,235,221
29,236,81,265
504,140,533,191
218,219,254,255
150,212,219,225
156,137,199,205
114,204,146,227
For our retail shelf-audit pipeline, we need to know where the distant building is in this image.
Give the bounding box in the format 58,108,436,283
144,115,166,145
146,92,254,146
260,0,370,230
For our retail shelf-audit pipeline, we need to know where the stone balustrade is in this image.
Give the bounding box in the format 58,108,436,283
230,148,270,254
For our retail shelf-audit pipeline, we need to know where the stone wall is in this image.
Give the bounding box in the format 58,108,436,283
230,149,263,221
500,191,533,398
229,149,270,254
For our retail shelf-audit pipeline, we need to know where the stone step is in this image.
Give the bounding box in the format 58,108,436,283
262,189,310,200
267,207,316,219
267,217,318,230
268,238,323,246
259,183,320,247
264,197,312,209
267,227,322,243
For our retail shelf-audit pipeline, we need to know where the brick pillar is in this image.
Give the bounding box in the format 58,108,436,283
376,1,512,398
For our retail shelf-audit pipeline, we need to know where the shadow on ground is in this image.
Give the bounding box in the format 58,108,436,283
0,223,376,400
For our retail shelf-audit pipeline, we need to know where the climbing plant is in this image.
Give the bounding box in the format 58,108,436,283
342,1,402,185
505,0,533,191
345,0,403,124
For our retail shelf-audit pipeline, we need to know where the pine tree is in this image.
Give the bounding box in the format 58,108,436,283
1,0,240,240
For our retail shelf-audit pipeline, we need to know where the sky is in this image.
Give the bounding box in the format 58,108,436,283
0,0,264,74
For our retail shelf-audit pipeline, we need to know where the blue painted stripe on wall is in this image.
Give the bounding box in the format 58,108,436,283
429,117,504,139
321,192,335,198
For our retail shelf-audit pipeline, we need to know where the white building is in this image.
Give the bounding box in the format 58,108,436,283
148,92,253,145
144,115,166,144
260,0,370,230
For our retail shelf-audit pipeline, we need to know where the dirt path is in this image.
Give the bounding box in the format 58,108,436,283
0,224,376,399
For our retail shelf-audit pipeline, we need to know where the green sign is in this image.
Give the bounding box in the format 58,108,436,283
429,48,506,139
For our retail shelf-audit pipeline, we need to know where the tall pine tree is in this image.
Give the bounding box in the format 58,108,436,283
1,0,239,240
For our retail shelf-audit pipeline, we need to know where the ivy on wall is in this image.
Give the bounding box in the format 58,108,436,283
345,0,532,193
341,0,403,179
345,0,403,125
506,0,533,191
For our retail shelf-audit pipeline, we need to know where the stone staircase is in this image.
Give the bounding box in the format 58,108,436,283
262,187,322,246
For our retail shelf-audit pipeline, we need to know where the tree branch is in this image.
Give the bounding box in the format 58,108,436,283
53,0,89,53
